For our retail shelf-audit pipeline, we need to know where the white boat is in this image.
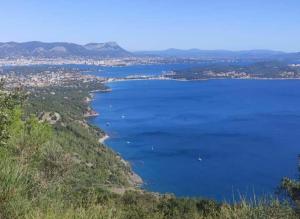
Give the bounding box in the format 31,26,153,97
198,157,202,161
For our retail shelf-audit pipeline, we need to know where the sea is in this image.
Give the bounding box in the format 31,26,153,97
88,64,300,201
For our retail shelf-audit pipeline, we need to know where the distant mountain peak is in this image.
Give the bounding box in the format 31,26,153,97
105,41,119,46
85,42,123,50
0,41,132,58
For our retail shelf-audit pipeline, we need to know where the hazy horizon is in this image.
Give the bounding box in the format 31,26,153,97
1,0,300,52
0,40,295,53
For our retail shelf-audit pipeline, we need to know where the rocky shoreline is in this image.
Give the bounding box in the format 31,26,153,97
84,90,144,188
98,134,109,144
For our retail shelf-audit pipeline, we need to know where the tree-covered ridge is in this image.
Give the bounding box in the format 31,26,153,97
0,80,300,218
169,61,300,80
23,81,140,188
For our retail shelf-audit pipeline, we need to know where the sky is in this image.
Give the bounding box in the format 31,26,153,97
0,0,300,51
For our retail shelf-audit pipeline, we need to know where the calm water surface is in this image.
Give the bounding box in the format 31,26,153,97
90,79,300,201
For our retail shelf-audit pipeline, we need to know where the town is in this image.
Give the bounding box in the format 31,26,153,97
0,68,104,89
0,56,208,67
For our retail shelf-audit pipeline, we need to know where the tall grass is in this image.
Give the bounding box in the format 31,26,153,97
22,196,298,219
0,150,31,218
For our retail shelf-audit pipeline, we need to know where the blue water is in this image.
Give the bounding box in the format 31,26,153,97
83,62,253,79
84,63,206,78
90,79,300,201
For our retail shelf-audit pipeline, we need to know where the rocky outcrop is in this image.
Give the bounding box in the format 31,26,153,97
39,112,61,125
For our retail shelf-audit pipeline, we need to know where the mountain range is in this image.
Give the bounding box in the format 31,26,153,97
0,41,299,61
136,48,300,62
135,49,287,59
0,41,132,58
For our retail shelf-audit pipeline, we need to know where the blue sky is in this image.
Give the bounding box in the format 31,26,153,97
1,0,300,51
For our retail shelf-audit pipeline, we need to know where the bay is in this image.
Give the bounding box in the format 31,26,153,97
90,77,300,201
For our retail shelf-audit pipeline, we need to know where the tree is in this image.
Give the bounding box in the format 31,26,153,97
0,81,22,146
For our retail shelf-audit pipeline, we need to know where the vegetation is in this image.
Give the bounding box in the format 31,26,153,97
24,81,107,121
0,80,299,218
280,173,300,213
170,61,300,80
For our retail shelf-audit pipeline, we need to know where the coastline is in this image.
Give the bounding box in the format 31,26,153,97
86,76,300,191
103,77,300,84
85,89,144,188
102,77,298,84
